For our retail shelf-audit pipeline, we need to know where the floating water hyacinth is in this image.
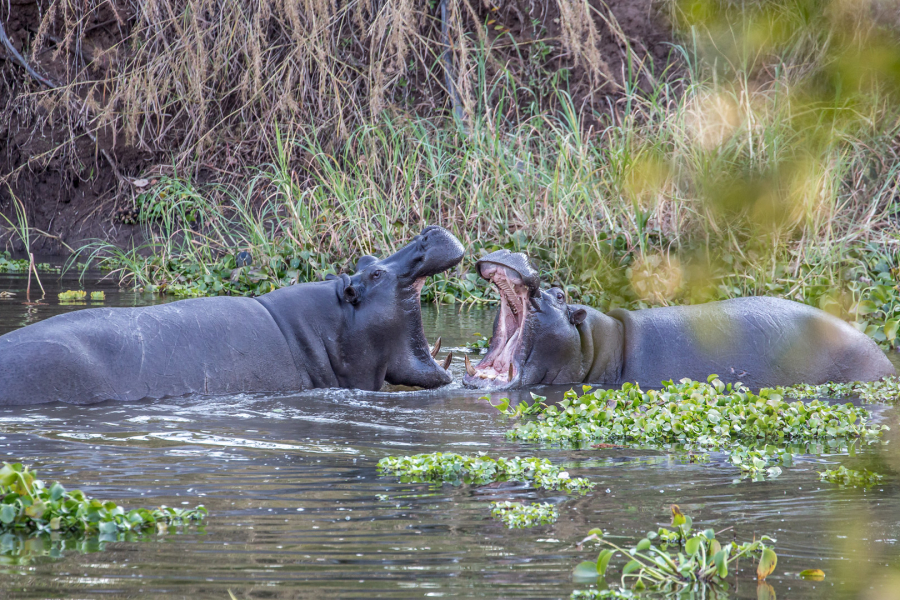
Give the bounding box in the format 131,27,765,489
377,453,594,494
571,506,777,597
58,290,86,301
502,377,886,447
0,463,206,539
490,501,558,528
819,466,885,489
729,446,792,482
783,377,900,405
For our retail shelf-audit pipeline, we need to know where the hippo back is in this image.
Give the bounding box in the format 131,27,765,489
0,297,302,405
611,296,895,388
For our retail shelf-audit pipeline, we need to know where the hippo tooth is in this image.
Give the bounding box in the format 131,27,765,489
485,371,497,379
465,354,476,376
508,364,514,381
441,352,452,370
431,336,442,358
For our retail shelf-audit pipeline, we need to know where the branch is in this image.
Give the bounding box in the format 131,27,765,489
0,16,126,185
0,18,58,88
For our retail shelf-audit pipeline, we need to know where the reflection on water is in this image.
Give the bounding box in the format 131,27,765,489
0,266,898,598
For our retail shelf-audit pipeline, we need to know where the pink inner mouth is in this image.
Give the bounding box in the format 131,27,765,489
471,263,530,384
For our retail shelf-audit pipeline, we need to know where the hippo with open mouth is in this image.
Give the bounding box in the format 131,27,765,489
0,226,463,405
463,249,895,390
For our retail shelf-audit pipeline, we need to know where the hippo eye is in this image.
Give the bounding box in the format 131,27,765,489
372,270,383,280
556,291,564,301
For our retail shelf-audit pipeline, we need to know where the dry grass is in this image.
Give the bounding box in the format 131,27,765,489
4,0,641,188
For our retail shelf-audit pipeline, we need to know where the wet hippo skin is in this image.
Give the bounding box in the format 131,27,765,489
0,226,463,405
463,250,896,390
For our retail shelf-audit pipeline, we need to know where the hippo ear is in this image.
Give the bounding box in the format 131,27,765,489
354,255,378,273
569,308,587,326
336,273,361,305
343,285,360,305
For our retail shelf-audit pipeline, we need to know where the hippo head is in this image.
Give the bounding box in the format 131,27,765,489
462,250,587,390
335,226,464,389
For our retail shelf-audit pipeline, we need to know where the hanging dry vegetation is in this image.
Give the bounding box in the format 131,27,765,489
0,0,673,249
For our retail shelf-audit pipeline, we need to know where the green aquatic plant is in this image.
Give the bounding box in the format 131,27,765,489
729,446,792,482
90,291,105,301
570,589,637,599
572,507,777,595
377,453,594,494
647,504,695,548
0,252,57,274
783,377,900,405
58,290,87,301
490,501,558,528
818,466,885,489
503,377,886,448
0,463,206,541
490,393,547,418
466,333,491,353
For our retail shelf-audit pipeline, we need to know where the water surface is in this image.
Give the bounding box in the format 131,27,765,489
0,265,898,599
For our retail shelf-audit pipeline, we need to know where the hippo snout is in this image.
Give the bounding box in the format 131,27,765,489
419,226,465,276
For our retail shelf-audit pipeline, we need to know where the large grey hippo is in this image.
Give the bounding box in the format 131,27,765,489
462,250,895,390
0,226,463,405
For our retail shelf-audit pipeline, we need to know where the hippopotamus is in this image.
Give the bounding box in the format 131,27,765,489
462,250,896,390
0,226,463,405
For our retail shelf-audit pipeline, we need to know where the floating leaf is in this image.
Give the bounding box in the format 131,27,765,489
596,549,614,576
622,559,641,575
685,536,703,556
799,569,825,580
0,464,17,486
757,548,778,580
573,560,600,580
24,501,45,519
0,505,16,524
713,549,728,578
671,504,685,527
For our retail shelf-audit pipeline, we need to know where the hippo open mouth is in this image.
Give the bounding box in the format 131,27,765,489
463,250,540,389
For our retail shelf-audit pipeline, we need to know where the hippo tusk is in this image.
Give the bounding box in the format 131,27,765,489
465,354,476,376
508,364,514,381
431,336,442,358
441,352,452,370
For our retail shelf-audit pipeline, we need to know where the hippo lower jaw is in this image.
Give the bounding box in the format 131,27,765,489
462,263,531,390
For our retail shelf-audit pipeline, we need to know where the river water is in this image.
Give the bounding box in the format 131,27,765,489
0,266,898,599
